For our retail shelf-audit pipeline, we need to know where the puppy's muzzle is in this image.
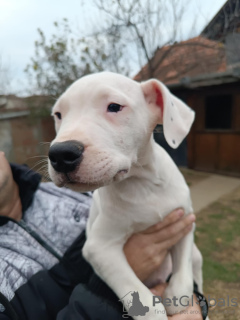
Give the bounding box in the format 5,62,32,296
49,140,84,173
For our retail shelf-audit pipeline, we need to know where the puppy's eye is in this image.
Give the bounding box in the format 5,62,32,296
54,112,62,120
107,103,123,113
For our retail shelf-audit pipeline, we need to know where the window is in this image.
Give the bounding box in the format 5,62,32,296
205,95,232,130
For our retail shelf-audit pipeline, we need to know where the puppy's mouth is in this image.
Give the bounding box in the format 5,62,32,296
53,167,129,189
55,175,101,192
113,168,129,182
117,169,129,174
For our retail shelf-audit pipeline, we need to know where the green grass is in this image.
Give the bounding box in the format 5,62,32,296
202,259,240,282
195,201,240,283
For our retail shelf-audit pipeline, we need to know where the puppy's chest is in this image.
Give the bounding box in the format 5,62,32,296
99,178,192,232
127,187,190,229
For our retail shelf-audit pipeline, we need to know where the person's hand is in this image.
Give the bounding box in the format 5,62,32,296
0,151,22,220
150,283,203,320
123,209,195,281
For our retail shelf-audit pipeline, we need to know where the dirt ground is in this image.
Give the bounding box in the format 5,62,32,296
206,281,240,320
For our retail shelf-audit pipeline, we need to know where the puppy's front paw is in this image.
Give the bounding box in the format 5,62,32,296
163,281,192,316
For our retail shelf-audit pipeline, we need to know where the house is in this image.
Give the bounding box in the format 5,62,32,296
135,0,240,177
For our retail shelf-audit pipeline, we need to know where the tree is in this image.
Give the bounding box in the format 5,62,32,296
25,18,130,97
91,0,197,79
26,0,209,96
91,0,231,82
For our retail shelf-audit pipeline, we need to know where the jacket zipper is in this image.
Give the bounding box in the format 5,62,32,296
0,216,62,261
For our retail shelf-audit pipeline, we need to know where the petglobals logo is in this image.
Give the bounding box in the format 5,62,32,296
153,295,238,308
153,294,239,316
119,291,239,318
119,291,149,318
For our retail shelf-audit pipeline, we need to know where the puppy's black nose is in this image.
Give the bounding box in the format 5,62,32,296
49,140,84,173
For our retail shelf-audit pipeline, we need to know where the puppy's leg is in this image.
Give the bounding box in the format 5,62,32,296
193,245,210,319
83,242,167,320
192,243,203,294
163,228,194,315
83,223,168,320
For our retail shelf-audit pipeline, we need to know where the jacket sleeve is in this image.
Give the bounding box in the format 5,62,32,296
57,274,130,320
0,292,19,320
0,315,11,320
0,232,94,320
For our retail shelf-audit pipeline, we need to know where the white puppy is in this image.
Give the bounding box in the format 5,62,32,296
48,72,203,320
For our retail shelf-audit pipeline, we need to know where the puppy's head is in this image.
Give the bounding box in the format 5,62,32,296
48,72,194,191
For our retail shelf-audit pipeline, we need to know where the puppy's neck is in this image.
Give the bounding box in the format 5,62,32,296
133,135,158,168
102,138,168,198
127,135,167,183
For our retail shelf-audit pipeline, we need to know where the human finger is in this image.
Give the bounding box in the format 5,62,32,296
142,209,185,234
152,214,195,244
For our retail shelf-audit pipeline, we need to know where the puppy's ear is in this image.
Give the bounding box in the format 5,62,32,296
141,79,195,149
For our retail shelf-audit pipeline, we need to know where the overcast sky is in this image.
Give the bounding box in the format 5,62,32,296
0,0,227,95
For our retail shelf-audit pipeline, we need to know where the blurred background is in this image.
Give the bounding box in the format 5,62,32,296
0,0,239,176
0,1,240,319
